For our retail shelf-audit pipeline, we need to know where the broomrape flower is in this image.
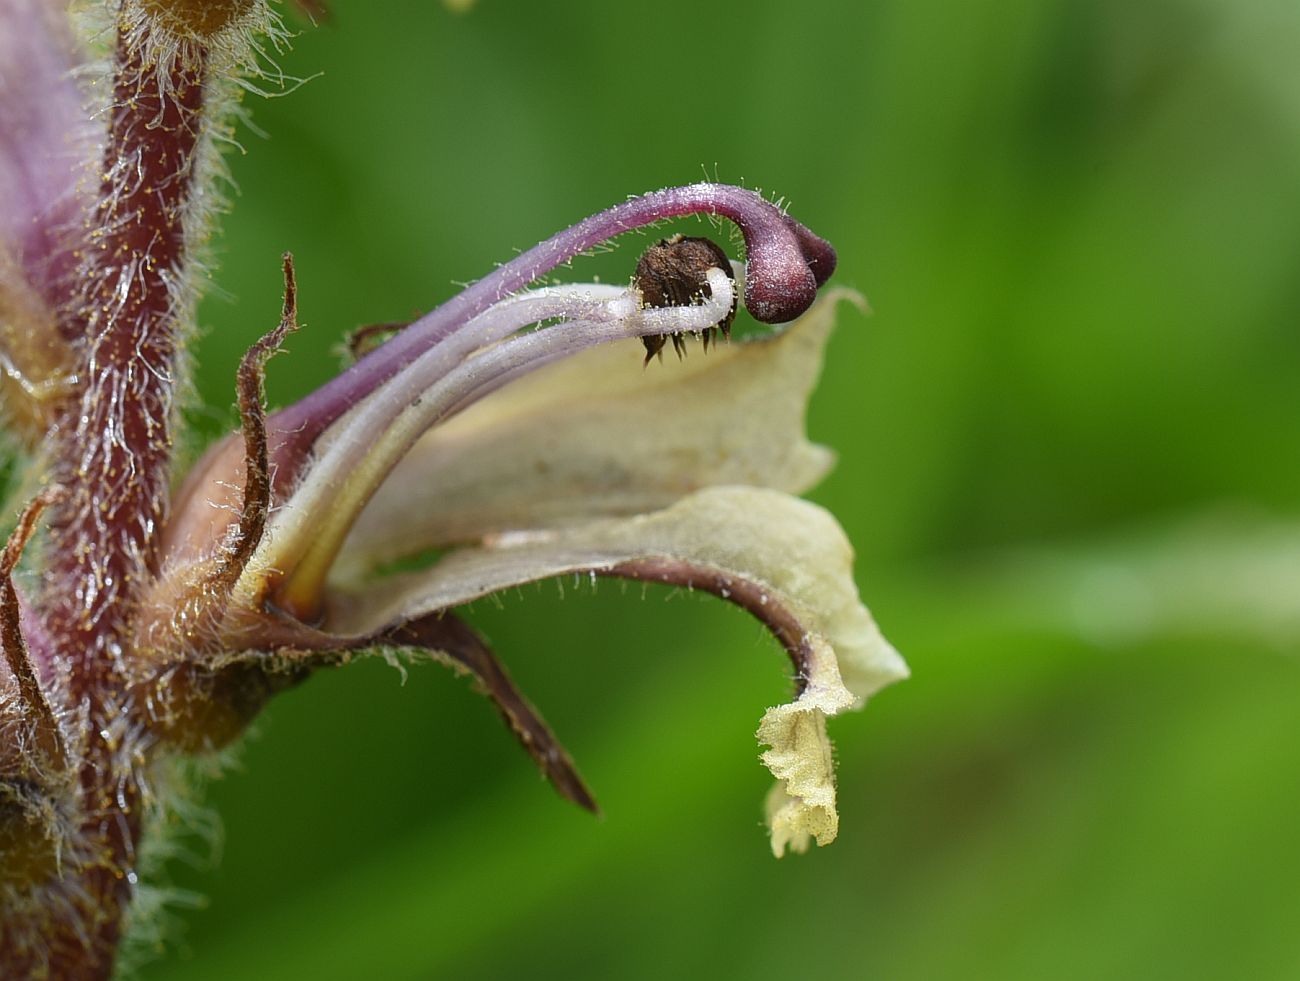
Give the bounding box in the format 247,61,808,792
0,0,907,975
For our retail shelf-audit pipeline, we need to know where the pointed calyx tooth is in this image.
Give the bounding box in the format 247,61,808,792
214,253,299,590
635,235,737,364
380,613,597,813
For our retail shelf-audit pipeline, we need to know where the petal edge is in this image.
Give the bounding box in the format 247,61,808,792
327,485,906,853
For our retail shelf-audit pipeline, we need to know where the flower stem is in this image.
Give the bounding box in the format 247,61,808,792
9,20,210,978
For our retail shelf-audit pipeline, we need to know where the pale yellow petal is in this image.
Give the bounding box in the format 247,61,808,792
327,485,907,854
335,290,861,576
758,639,856,856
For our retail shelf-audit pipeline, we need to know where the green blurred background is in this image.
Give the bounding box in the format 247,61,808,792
141,0,1300,977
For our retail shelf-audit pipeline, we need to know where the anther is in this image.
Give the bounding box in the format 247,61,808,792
211,253,299,592
634,235,736,365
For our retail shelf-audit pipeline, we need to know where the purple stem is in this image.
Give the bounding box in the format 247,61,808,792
268,183,835,470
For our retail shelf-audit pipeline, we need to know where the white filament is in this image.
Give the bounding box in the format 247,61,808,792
254,269,735,592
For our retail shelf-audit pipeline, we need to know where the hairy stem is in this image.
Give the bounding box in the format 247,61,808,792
8,20,211,978
47,30,206,689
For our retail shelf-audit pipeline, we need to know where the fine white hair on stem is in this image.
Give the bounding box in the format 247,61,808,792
118,0,291,89
257,270,736,606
